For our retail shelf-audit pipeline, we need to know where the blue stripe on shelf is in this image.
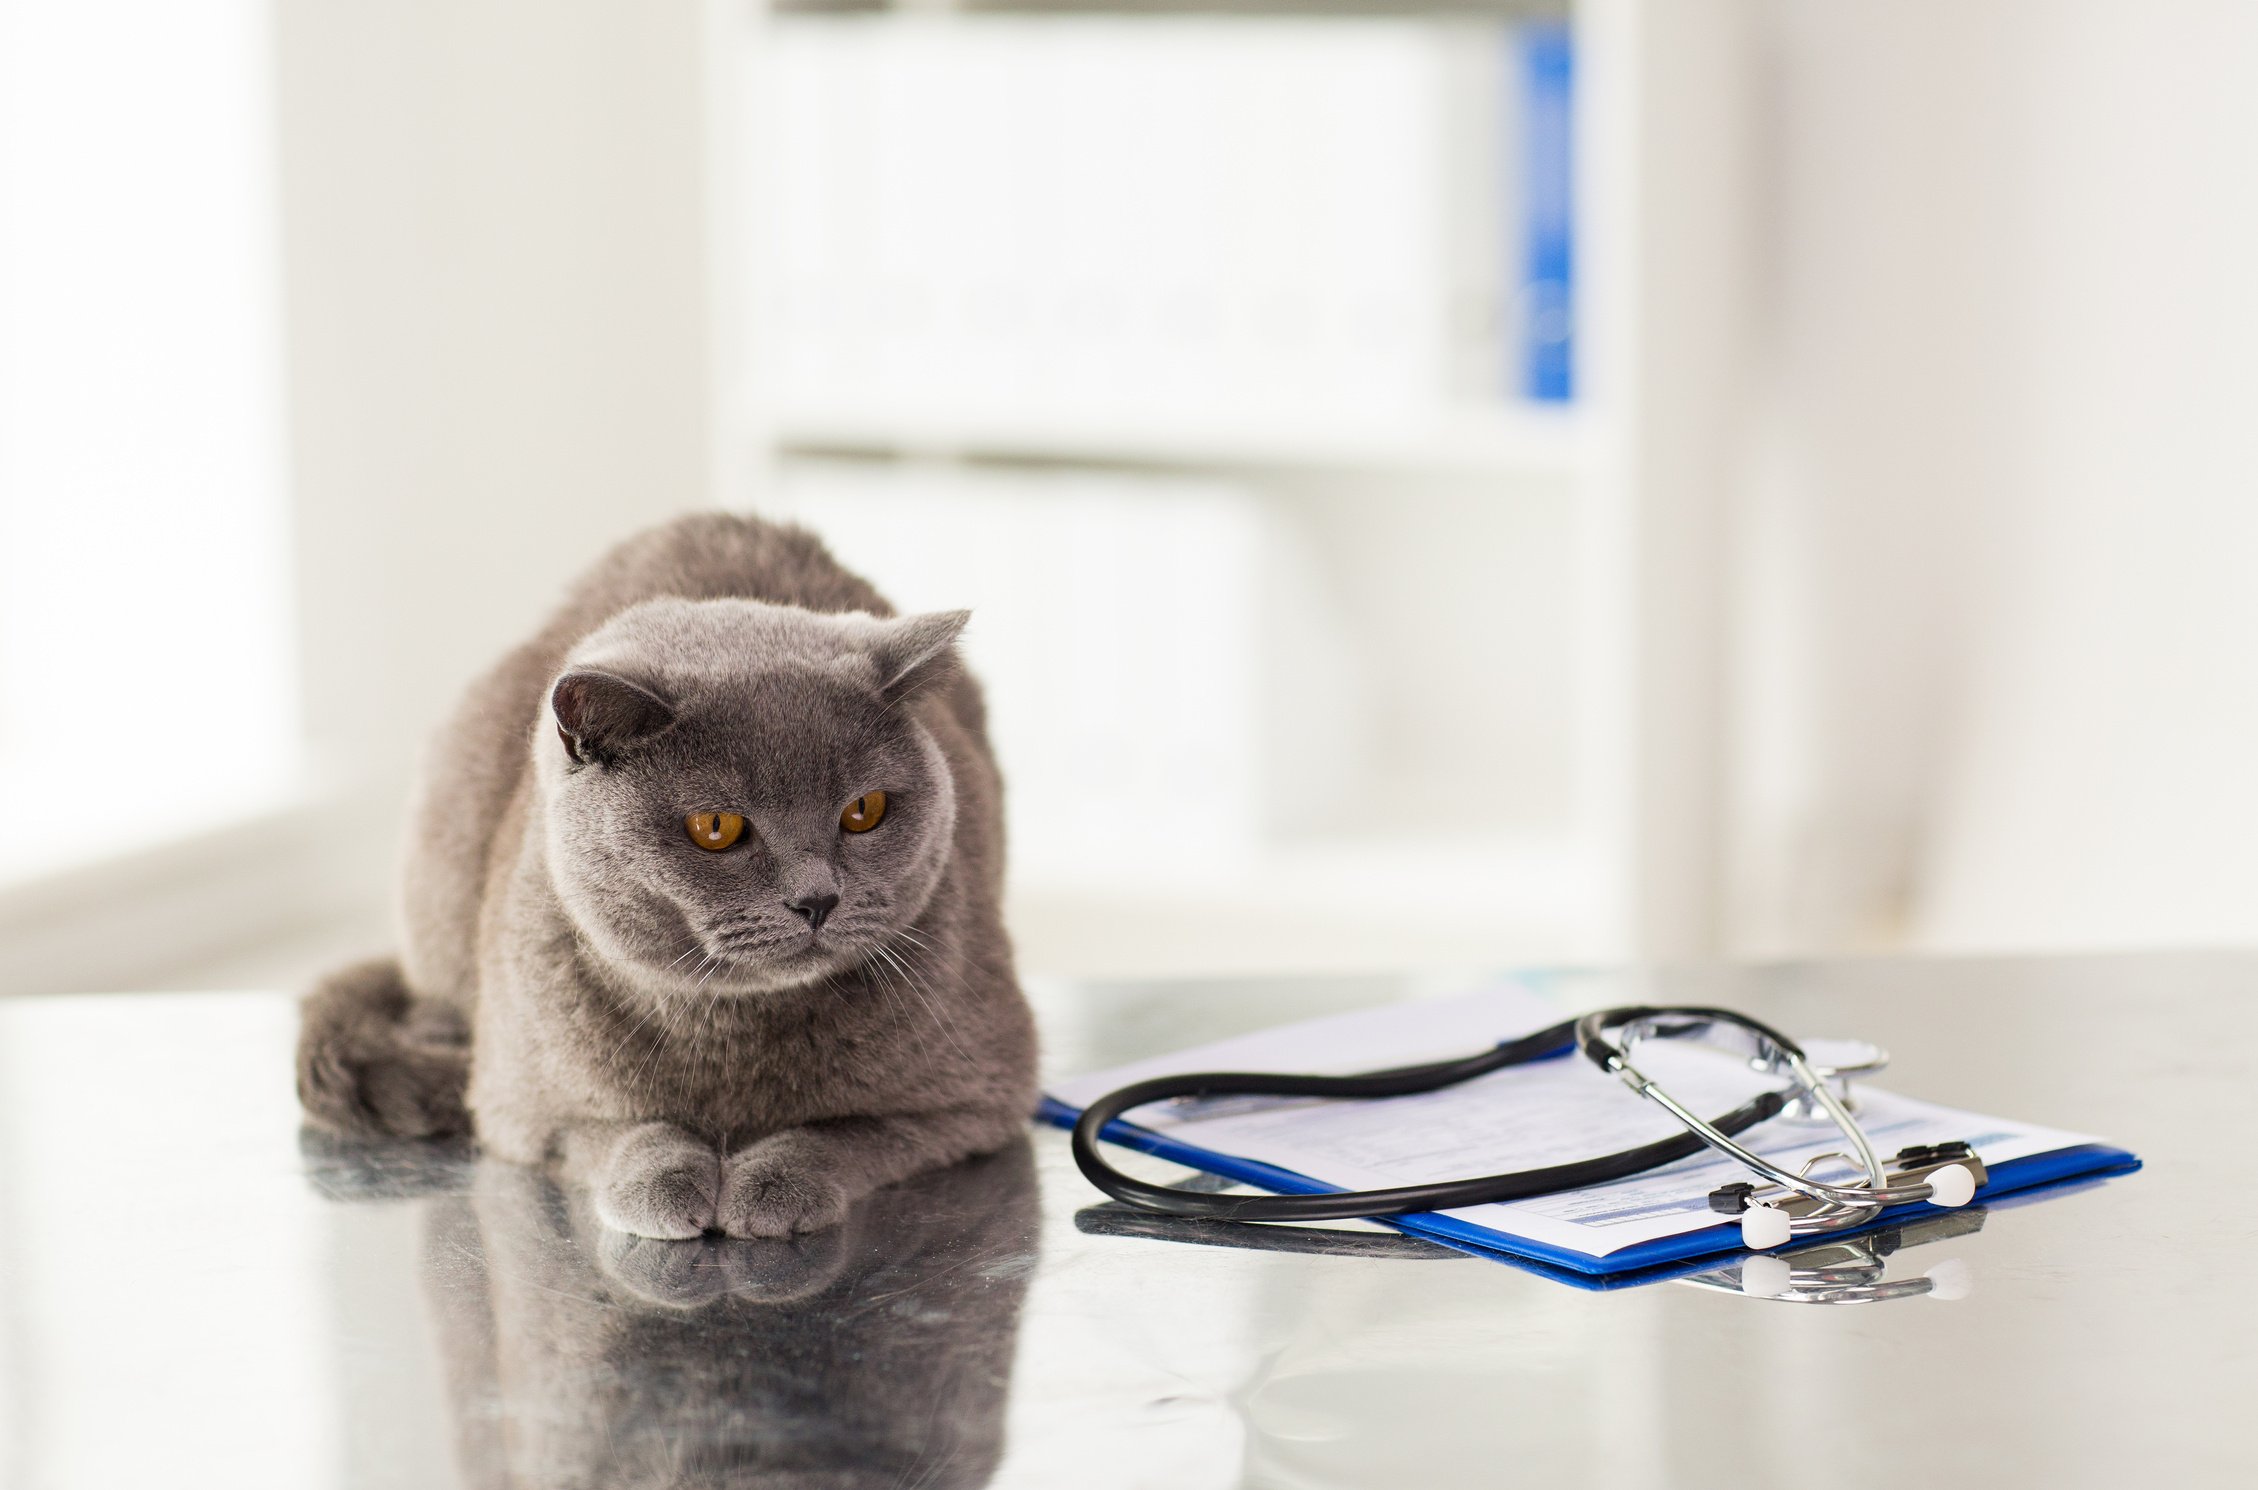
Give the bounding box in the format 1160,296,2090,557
1519,21,1575,403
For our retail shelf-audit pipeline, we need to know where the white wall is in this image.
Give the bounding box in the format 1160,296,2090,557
1736,0,2258,954
0,2,732,995
273,0,729,801
0,0,297,881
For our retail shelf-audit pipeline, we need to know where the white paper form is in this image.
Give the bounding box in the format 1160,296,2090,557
1048,984,2103,1261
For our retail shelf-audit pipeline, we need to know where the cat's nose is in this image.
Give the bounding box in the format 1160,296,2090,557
787,893,839,932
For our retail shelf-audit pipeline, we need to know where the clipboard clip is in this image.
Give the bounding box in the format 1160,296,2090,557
1707,1141,1990,1228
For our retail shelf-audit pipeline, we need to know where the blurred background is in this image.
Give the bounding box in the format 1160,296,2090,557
2,0,2255,997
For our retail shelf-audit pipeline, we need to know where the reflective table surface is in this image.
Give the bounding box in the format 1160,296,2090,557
1,953,2251,1488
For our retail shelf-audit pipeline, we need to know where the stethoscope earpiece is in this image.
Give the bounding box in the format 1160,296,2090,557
1740,1204,1794,1251
1925,1163,1977,1208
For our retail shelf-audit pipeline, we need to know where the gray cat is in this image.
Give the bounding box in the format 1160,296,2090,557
297,512,1037,1239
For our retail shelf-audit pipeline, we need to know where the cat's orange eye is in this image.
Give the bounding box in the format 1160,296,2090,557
840,791,887,834
685,812,747,852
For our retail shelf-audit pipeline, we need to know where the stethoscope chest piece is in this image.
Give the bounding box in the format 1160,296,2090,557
1783,1037,1891,1121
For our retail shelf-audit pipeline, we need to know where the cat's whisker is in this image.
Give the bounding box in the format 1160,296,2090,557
867,951,928,1037
886,931,980,1001
665,984,705,1086
886,937,985,1001
641,968,716,1091
638,1003,692,1096
858,951,919,1044
872,941,975,1066
614,968,683,1062
893,1432,951,1490
616,985,682,1093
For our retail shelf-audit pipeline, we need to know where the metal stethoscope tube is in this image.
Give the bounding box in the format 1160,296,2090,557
1574,1007,1976,1237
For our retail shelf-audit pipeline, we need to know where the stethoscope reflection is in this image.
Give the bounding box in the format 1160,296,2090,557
1676,1205,1983,1304
1076,1180,1981,1304
425,1140,1039,1490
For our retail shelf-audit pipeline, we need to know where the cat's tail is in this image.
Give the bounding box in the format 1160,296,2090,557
296,957,472,1138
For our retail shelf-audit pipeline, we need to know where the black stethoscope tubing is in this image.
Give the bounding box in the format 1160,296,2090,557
1070,1015,1792,1223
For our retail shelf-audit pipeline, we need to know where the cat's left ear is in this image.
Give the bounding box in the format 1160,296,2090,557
872,610,969,706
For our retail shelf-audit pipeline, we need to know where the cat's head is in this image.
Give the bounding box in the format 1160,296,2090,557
532,597,968,995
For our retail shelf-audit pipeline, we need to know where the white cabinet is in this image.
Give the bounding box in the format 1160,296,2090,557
728,1,1750,972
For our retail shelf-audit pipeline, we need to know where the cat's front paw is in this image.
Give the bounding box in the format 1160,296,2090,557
592,1123,721,1239
718,1135,849,1239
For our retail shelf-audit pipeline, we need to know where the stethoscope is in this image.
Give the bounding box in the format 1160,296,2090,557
1072,1004,1983,1251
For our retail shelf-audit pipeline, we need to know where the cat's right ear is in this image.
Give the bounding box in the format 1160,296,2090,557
551,670,675,768
872,609,971,707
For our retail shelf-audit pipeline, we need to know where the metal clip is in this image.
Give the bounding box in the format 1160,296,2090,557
1706,1141,1988,1222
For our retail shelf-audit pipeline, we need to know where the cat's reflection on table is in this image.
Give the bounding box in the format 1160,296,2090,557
423,1139,1039,1490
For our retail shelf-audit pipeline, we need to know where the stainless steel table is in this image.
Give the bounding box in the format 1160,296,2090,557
0,953,2249,1488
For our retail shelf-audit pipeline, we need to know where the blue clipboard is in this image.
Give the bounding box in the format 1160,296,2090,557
1039,1095,2142,1280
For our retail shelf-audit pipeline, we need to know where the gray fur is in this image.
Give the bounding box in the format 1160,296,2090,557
298,512,1037,1239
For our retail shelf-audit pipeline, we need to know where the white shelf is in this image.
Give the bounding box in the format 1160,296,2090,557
765,401,1591,477
733,0,1753,963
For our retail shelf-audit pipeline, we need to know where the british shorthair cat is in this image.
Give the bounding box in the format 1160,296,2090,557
297,512,1036,1239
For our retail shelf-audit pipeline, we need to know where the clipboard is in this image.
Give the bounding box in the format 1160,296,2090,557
1040,983,2142,1279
